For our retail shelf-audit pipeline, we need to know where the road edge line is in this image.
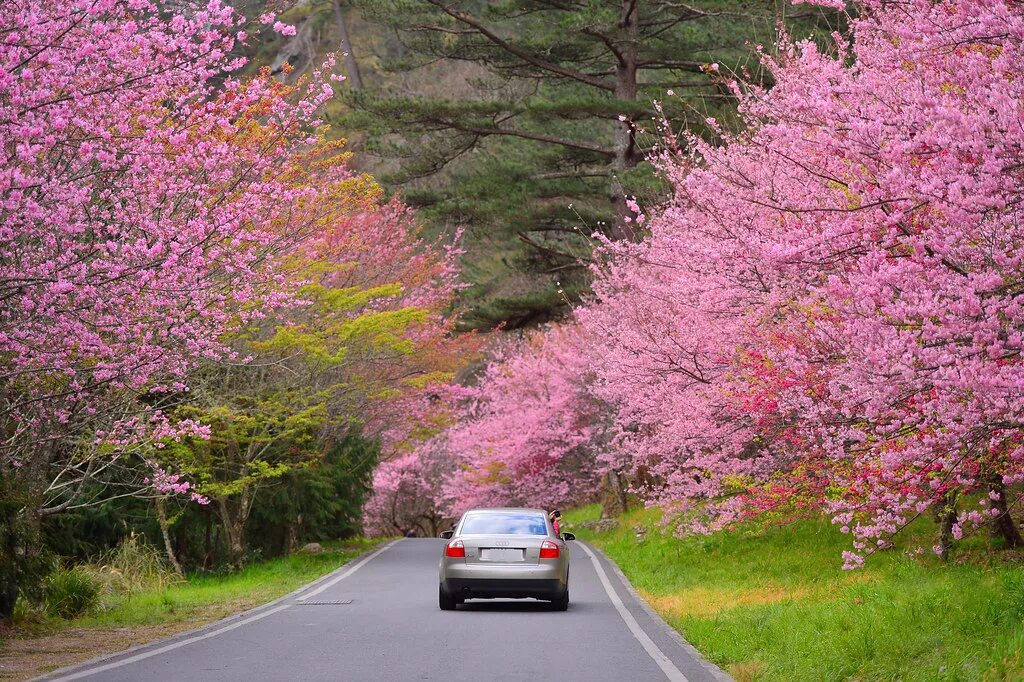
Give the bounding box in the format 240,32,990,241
578,541,689,682
36,539,402,682
47,604,293,682
583,542,733,682
296,539,396,601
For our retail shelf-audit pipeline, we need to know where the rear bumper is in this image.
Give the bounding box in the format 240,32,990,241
440,559,566,583
442,577,566,600
439,551,569,600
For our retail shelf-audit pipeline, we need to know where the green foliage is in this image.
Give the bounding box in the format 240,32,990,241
41,491,159,563
93,534,179,596
247,432,379,555
344,1,842,329
574,508,1024,681
155,231,443,562
258,282,425,362
34,436,377,582
44,565,102,619
9,593,39,627
77,539,383,629
169,391,328,497
0,470,51,618
8,539,384,646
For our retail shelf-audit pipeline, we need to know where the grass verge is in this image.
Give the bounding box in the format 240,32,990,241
563,505,1024,682
0,538,385,681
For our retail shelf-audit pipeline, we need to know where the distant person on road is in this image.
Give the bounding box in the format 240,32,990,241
549,509,561,535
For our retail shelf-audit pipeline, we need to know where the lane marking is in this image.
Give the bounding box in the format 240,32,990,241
578,542,689,682
296,539,397,601
50,540,400,681
50,604,292,681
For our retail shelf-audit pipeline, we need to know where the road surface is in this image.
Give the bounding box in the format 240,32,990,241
42,539,729,682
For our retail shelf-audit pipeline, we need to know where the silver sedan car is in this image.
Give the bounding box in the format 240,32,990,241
438,507,575,611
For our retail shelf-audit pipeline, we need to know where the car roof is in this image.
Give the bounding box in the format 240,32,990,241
462,507,548,515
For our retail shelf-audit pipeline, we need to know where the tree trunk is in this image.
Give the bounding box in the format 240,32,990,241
609,0,639,241
987,473,1023,548
936,490,959,561
600,470,629,518
286,513,303,553
204,510,213,570
155,496,184,576
331,0,363,89
218,497,247,565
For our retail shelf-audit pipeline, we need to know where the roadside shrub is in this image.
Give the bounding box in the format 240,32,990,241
8,594,47,628
43,566,101,619
95,533,179,596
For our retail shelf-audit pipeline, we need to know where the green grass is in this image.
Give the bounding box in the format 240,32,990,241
0,539,388,681
75,538,384,629
564,506,1024,681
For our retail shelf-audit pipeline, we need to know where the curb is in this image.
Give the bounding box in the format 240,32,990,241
33,539,402,682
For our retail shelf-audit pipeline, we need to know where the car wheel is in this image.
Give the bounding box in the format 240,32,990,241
439,585,457,611
551,591,569,611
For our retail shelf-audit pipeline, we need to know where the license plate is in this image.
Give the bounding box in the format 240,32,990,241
480,548,524,562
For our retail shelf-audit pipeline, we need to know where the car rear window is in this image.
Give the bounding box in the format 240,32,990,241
460,512,549,536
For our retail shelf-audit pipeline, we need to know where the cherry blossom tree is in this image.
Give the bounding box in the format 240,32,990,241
164,193,472,560
0,0,474,603
363,437,456,538
363,323,608,534
592,0,1024,562
422,0,1024,566
0,2,353,608
0,0,337,518
738,0,1024,565
440,324,608,516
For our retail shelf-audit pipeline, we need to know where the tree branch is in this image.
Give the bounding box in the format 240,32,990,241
423,0,617,91
448,122,614,156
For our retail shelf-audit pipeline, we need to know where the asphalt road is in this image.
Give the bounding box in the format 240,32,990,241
43,539,729,682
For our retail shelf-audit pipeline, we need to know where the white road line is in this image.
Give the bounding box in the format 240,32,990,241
50,540,400,681
50,603,292,681
578,542,689,682
296,539,397,601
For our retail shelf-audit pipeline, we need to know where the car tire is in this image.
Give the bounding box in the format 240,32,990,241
439,585,457,611
551,591,569,611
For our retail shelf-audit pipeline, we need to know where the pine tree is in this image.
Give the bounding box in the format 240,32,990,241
344,0,838,328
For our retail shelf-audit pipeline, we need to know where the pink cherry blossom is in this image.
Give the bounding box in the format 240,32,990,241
408,0,1024,564
1,0,338,511
273,21,297,36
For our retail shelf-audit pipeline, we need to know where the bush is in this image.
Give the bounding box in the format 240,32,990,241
44,565,101,619
9,594,46,628
94,532,179,596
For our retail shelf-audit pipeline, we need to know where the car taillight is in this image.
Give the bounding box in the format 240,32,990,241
539,540,559,559
445,539,465,558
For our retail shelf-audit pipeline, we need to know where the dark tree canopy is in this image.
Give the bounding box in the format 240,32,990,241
344,0,838,329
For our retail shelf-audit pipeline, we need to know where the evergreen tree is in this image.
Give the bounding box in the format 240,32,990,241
344,0,837,328
247,432,379,555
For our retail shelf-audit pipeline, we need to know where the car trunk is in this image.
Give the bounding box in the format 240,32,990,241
460,534,546,565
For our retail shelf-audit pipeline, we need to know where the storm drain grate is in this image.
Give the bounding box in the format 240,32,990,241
298,599,353,605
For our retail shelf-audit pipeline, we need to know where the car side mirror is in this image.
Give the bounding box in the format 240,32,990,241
439,530,454,539
561,532,576,542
